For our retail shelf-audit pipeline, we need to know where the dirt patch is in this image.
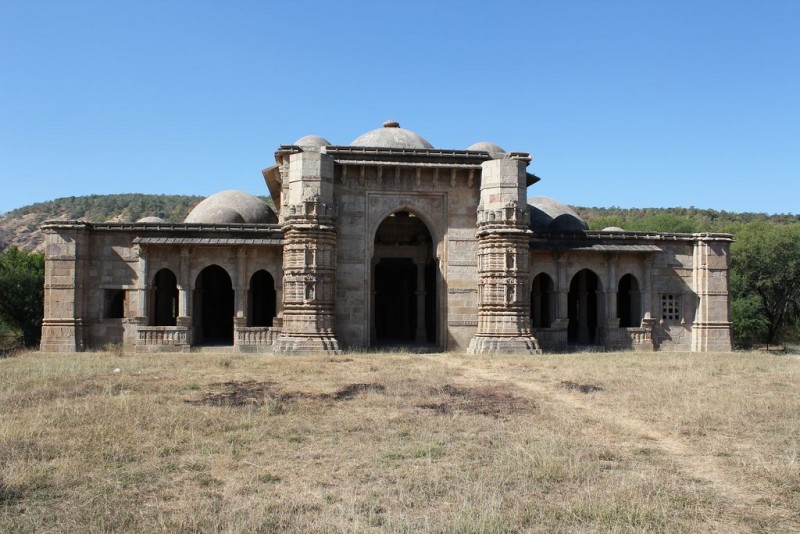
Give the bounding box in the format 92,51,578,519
187,381,386,407
560,380,603,394
186,380,284,407
417,384,536,418
332,383,386,400
0,482,24,504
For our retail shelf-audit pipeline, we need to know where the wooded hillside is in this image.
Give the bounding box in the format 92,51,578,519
3,193,799,253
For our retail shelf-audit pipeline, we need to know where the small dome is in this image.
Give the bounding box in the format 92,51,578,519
528,196,588,232
294,134,331,149
185,190,275,224
601,226,625,232
136,216,165,223
467,141,506,155
351,121,433,149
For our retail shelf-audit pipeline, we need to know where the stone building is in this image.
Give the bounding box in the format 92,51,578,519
40,122,733,354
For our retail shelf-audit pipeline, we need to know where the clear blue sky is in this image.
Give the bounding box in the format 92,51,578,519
1,1,798,215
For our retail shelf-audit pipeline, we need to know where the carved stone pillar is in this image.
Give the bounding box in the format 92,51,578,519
274,149,341,353
468,156,540,354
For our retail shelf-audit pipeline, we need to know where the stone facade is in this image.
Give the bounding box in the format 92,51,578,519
40,122,733,354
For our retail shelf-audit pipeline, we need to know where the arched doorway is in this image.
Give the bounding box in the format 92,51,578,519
372,211,437,347
531,273,555,329
617,274,641,328
195,265,234,346
568,269,600,344
152,268,178,326
248,270,276,327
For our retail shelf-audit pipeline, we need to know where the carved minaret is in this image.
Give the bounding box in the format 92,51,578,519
468,155,541,354
274,149,340,353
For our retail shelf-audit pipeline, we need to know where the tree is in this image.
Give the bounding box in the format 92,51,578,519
0,247,45,347
730,222,800,345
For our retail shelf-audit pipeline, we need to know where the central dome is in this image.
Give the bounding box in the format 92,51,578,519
351,120,433,149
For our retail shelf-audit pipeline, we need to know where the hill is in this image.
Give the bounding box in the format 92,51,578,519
2,194,800,253
0,194,204,252
572,205,800,233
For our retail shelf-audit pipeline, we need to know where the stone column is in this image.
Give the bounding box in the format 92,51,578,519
549,257,570,349
468,156,540,354
136,245,148,319
641,260,654,322
235,248,247,320
274,149,341,353
606,257,618,326
176,247,191,328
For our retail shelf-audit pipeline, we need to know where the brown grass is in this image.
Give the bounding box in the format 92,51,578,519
1,349,799,532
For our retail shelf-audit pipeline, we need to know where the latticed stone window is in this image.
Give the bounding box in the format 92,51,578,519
661,294,682,322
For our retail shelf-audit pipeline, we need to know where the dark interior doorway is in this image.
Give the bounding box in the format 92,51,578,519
617,274,641,328
375,258,416,341
372,211,437,347
152,268,178,326
195,265,234,346
248,270,276,327
531,273,554,329
568,269,600,344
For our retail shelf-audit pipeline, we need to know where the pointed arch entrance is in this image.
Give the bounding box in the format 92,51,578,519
531,273,555,329
194,265,234,346
152,268,178,326
371,210,438,348
248,270,276,327
568,269,601,345
617,274,641,328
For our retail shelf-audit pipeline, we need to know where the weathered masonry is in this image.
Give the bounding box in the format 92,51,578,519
41,122,733,353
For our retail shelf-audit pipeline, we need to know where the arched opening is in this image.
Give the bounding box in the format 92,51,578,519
248,270,276,327
372,210,437,347
568,269,600,344
152,269,178,326
531,273,555,329
617,274,641,328
194,265,234,346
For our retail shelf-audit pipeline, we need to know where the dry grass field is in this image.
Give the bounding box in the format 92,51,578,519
1,349,799,533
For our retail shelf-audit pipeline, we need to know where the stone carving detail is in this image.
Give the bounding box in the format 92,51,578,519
236,327,281,346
